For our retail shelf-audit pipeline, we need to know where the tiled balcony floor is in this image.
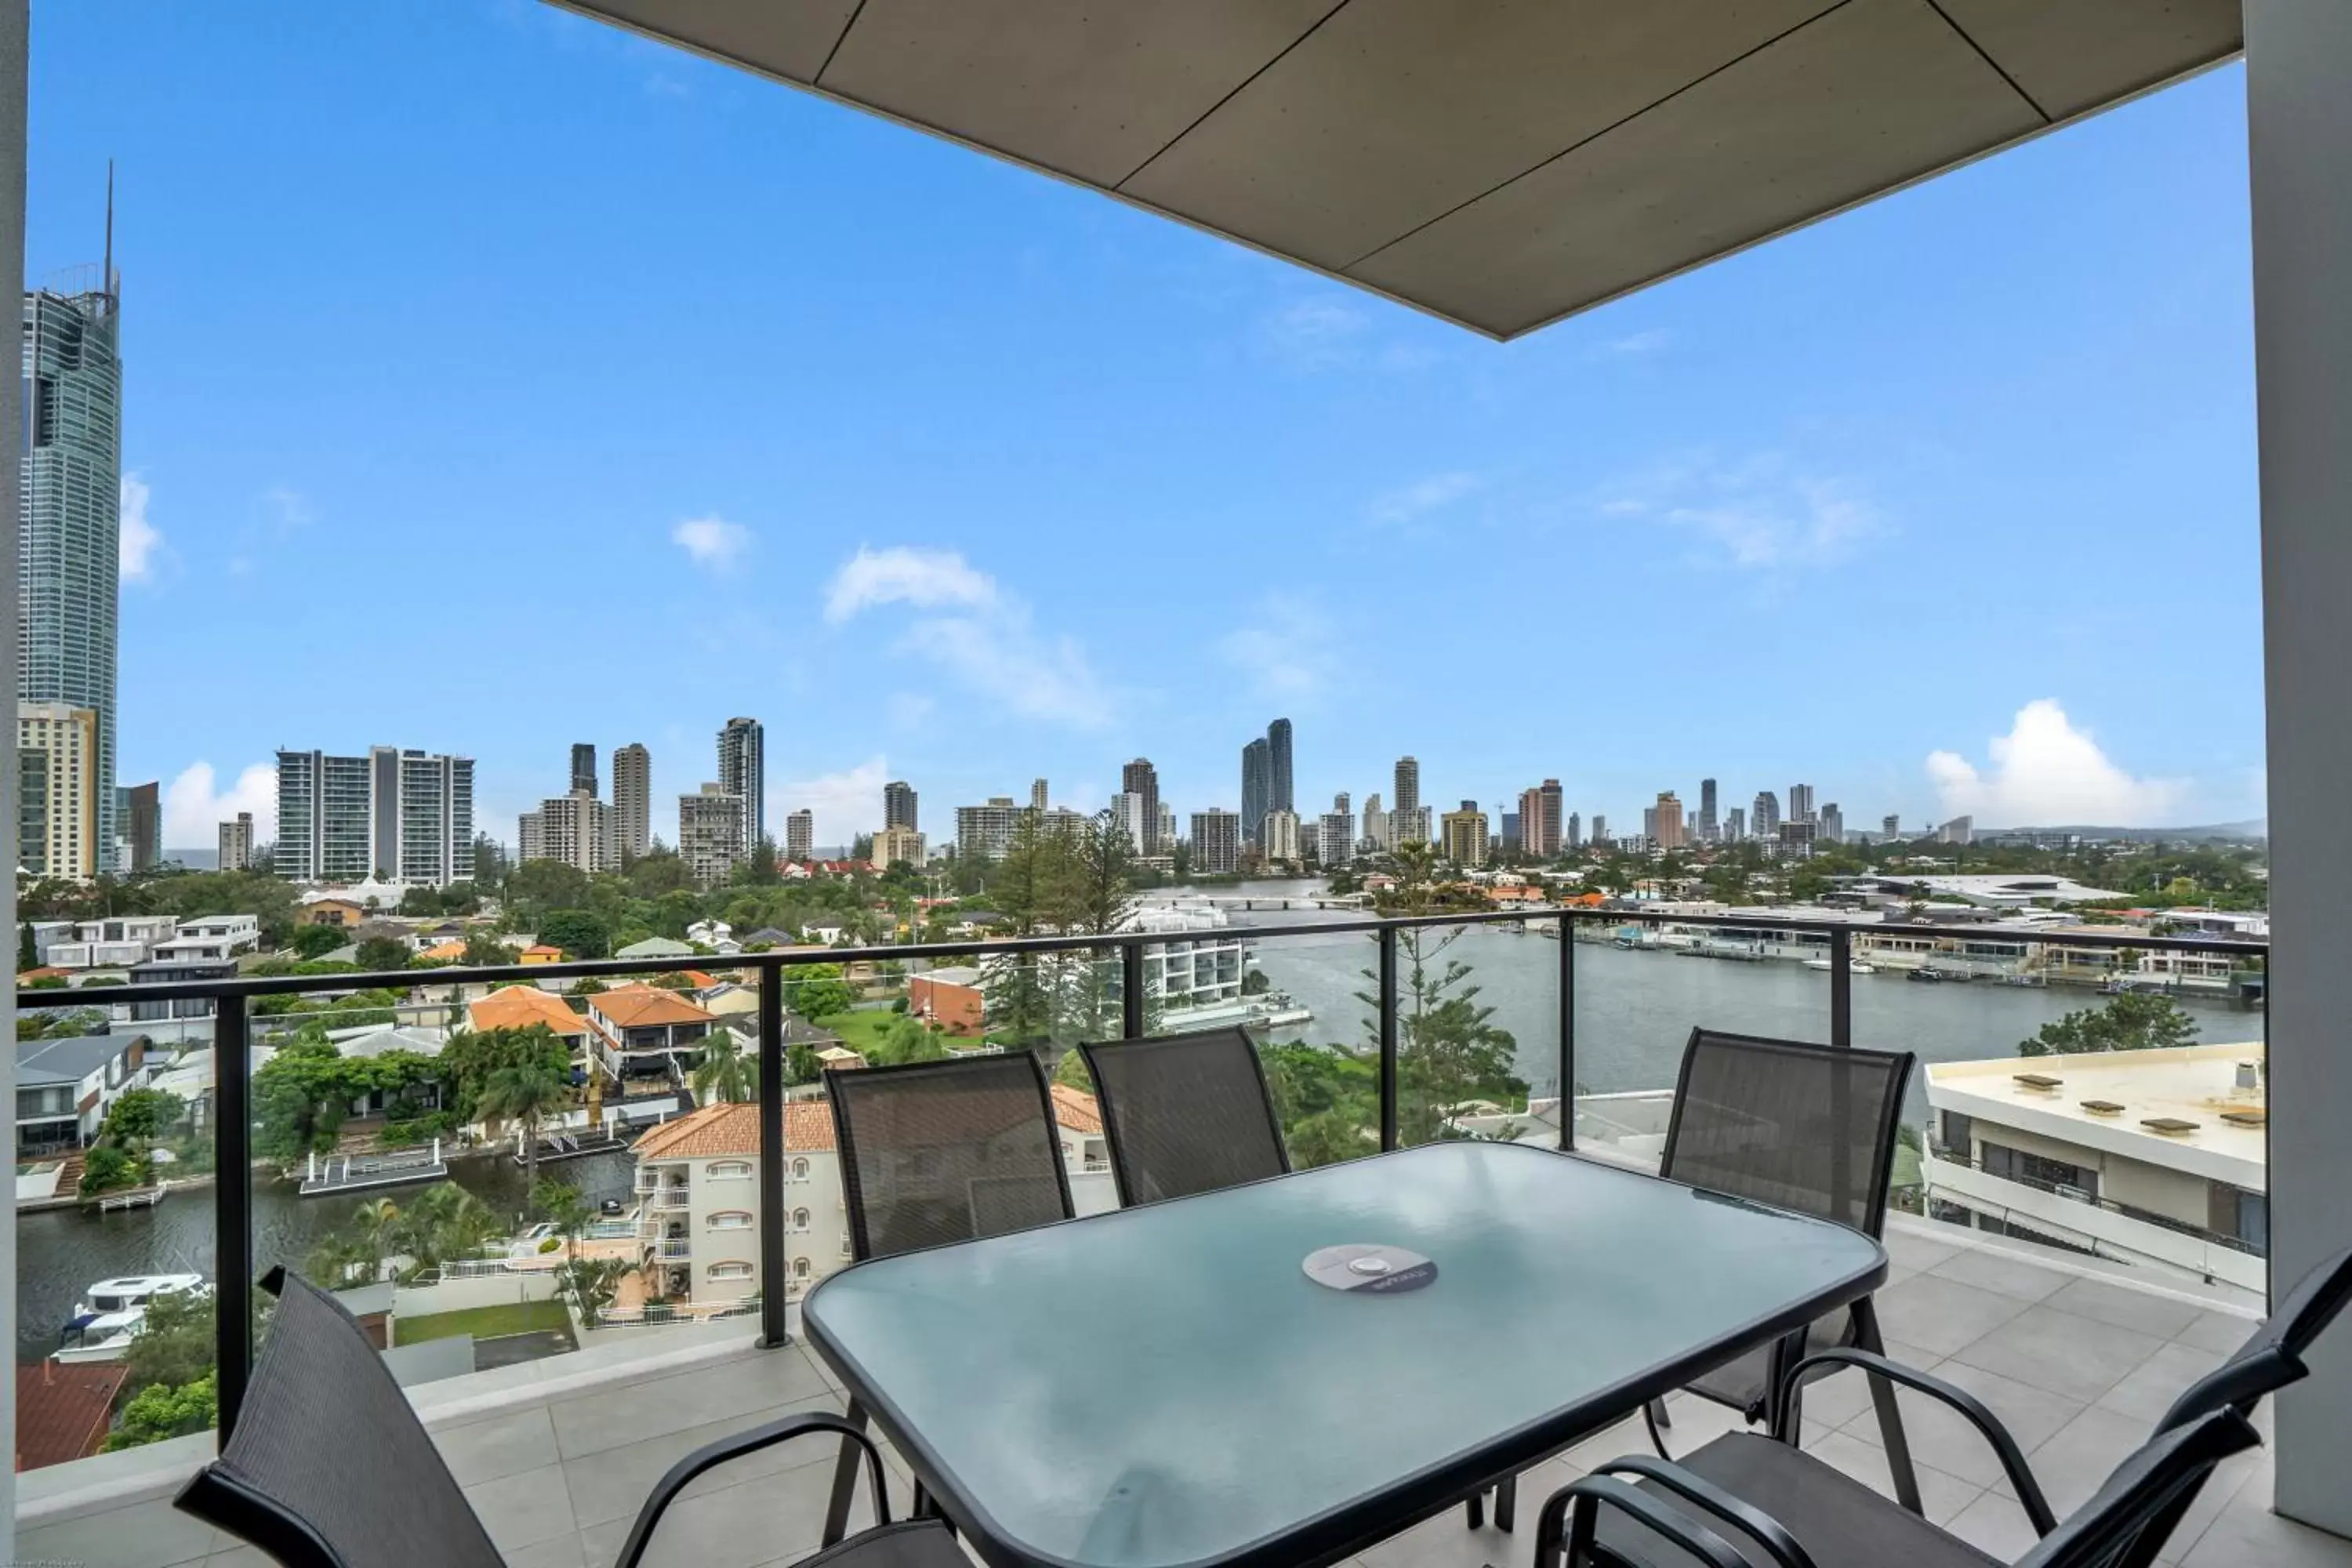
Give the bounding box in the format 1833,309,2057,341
24,1218,2351,1568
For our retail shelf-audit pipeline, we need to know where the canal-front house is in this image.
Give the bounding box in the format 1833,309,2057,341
15,1033,149,1154
466,984,591,1072
586,984,714,1090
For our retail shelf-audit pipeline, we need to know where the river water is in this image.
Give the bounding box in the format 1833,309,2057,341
1209,880,2261,1120
15,879,2259,1363
14,1146,634,1363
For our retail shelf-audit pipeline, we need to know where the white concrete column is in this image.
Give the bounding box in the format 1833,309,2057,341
2247,0,2352,1537
1,0,24,1544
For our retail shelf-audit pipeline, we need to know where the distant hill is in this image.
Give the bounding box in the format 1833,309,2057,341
1977,820,2267,844
162,848,220,870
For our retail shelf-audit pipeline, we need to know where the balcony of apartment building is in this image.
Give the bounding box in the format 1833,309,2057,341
10,2,2352,1565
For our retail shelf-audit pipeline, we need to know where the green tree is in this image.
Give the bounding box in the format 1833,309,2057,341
480,1058,571,1189
461,928,518,967
539,909,612,960
787,964,855,1022
438,1022,570,1122
692,1027,754,1104
103,1373,218,1451
2019,993,2200,1057
868,1014,951,1066
78,1144,143,1196
1359,841,1526,1145
102,1087,185,1145
354,935,413,974
289,923,348,960
252,1033,365,1163
554,1255,641,1327
532,1179,595,1262
18,920,37,970
786,1042,823,1084
121,1287,219,1392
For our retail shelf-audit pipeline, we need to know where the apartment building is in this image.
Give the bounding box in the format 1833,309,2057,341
1189,809,1240,875
611,742,652,860
218,811,255,873
1440,801,1488,866
873,826,924,868
17,701,99,880
630,1085,1112,1307
518,789,612,875
274,746,474,886
678,785,746,887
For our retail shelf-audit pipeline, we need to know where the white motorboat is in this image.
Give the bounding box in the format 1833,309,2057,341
1802,957,1878,975
56,1272,209,1363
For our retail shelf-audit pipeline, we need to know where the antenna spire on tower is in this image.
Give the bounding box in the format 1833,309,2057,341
103,159,115,297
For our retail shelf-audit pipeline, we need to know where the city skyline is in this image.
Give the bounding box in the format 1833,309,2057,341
31,8,2266,858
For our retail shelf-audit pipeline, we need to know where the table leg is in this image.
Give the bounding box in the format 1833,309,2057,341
824,1396,869,1546
1495,1474,1516,1532
1466,1487,1486,1530
1853,1297,1924,1515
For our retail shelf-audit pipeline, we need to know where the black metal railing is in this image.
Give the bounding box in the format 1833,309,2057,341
12,905,2267,1443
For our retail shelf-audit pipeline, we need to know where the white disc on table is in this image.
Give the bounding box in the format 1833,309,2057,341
1302,1243,1438,1294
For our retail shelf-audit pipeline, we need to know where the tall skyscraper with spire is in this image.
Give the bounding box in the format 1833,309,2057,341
19,173,125,870
1266,718,1294,818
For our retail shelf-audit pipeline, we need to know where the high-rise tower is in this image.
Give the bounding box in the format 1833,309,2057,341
1266,719,1294,816
1240,738,1270,846
570,742,598,797
717,717,764,851
1120,758,1161,854
20,181,124,869
884,779,919,831
612,743,652,858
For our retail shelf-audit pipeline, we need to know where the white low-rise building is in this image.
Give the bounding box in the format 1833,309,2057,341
1923,1041,2268,1292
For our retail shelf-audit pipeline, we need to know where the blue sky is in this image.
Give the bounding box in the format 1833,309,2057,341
30,5,2265,851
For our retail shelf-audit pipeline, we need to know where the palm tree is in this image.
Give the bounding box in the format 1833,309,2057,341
480,1060,570,1190
691,1027,753,1105
405,1184,504,1272
554,1255,641,1327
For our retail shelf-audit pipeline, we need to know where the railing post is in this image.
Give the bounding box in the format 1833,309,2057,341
1559,913,1576,1151
758,959,788,1345
213,991,252,1443
1378,926,1399,1151
1829,925,1853,1050
1121,941,1145,1040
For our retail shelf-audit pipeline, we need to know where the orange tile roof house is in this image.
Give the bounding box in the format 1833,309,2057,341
586,983,717,1087
15,1360,129,1471
466,985,587,1038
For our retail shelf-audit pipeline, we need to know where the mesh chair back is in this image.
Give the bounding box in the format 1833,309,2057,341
176,1270,503,1568
2158,1243,2352,1432
2015,1408,2259,1568
1079,1028,1290,1207
1660,1029,1915,1236
828,1054,1076,1261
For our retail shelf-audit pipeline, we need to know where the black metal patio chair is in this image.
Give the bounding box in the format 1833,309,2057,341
1469,1029,1917,1531
1537,1241,2352,1568
174,1269,938,1568
1077,1025,1290,1207
1538,1404,2259,1568
821,1052,1078,1544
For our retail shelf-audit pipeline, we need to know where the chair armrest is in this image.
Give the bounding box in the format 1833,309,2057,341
1587,1457,1818,1568
614,1411,891,1568
1783,1348,2057,1536
1535,1475,1759,1568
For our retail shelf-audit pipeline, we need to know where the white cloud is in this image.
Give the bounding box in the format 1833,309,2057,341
262,485,314,533
120,472,162,582
1217,595,1341,704
1586,328,1670,361
1261,296,1370,368
822,547,1110,728
1926,700,2187,828
1599,452,1879,571
776,757,889,850
1371,472,1482,527
164,760,277,850
672,515,752,568
823,546,997,623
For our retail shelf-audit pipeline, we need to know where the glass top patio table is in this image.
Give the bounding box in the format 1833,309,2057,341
802,1141,1886,1568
